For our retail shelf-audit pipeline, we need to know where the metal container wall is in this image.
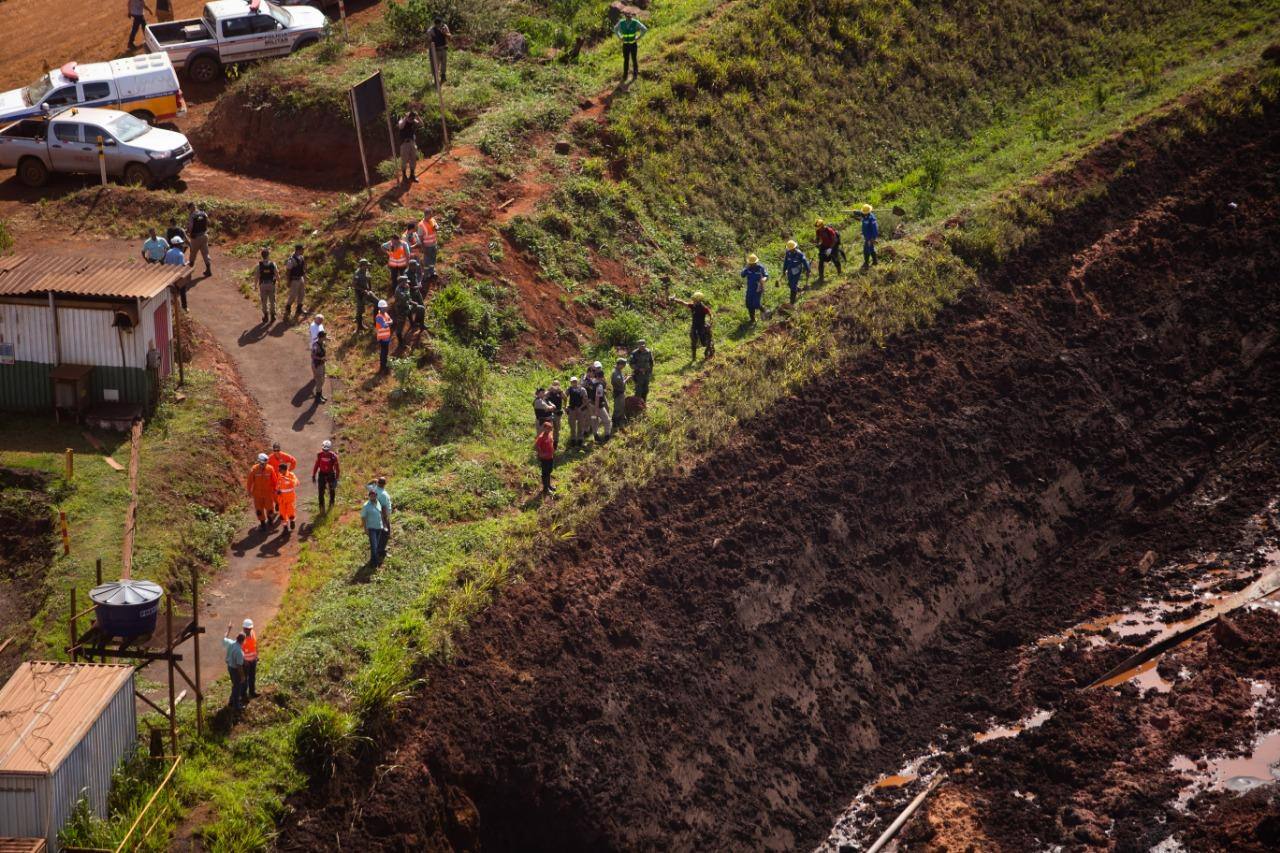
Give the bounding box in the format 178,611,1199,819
0,302,57,364
0,671,136,852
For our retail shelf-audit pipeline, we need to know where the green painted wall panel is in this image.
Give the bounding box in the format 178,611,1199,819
0,362,153,412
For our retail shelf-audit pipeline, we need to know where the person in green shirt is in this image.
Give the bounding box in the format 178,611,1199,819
613,10,648,82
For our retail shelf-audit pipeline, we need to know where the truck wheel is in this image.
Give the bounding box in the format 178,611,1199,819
296,37,319,51
188,56,221,84
123,163,154,188
17,157,49,188
130,109,155,124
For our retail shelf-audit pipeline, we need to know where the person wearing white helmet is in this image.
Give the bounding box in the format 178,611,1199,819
375,299,393,373
312,439,340,512
241,617,259,700
587,360,612,441
246,452,280,531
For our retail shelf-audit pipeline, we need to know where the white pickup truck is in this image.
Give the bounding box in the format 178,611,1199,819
0,108,194,188
144,0,327,83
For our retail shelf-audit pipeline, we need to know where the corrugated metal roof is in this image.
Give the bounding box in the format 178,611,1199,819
0,255,186,300
0,839,46,853
0,662,134,775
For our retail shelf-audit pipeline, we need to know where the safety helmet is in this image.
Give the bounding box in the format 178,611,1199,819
257,453,268,463
616,357,627,364
358,258,370,265
243,618,254,629
322,440,332,450
786,240,798,250
814,218,824,228
408,259,420,267
315,313,324,321
570,376,579,383
170,235,184,245
592,361,603,369
377,300,388,308
692,291,705,302
862,204,873,215
747,254,758,264
637,339,646,346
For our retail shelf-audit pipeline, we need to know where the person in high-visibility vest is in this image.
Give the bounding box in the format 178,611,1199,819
415,208,440,272
245,453,280,531
240,618,259,699
614,9,648,82
375,300,393,373
380,233,411,291
267,442,297,517
276,462,299,531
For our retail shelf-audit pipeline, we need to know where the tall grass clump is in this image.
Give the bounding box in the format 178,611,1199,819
432,342,490,438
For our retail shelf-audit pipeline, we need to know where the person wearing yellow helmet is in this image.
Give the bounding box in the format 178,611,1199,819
860,203,880,270
741,253,769,323
782,239,811,305
670,292,714,361
815,218,843,283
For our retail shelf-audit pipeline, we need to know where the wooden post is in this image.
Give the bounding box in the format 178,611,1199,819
68,589,76,660
350,89,371,187
429,43,449,152
166,594,177,754
60,511,70,555
95,558,103,586
96,135,107,187
174,294,185,388
338,0,349,41
191,566,203,738
65,447,73,480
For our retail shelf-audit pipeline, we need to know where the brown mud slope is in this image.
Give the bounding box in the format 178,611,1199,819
917,604,1280,851
0,467,54,677
280,102,1280,849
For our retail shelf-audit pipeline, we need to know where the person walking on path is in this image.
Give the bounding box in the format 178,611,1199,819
374,476,393,556
311,330,328,404
566,376,587,447
312,439,340,512
186,202,212,277
397,109,420,183
628,339,653,401
352,259,375,331
381,233,411,291
533,387,555,436
126,0,152,50
222,624,246,710
860,203,880,269
415,208,441,272
614,9,648,82
141,228,168,263
240,618,258,699
246,452,280,531
545,380,565,447
276,463,299,531
815,218,842,283
782,240,811,305
427,18,452,84
375,301,393,372
741,253,769,323
535,420,556,495
671,292,714,361
361,486,388,569
283,245,307,321
268,442,297,474
611,358,629,429
255,248,278,324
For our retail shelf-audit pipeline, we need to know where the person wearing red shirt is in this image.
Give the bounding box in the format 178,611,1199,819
312,439,341,512
535,421,556,495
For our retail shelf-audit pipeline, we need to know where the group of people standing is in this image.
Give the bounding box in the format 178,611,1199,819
221,617,259,711
530,340,655,494
138,202,213,309
358,208,442,372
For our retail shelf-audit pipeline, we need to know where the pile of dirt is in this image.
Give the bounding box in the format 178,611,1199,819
0,467,54,677
279,89,1280,849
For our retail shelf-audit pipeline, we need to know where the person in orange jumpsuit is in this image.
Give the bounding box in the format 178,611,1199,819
267,441,297,517
275,462,299,531
246,452,280,531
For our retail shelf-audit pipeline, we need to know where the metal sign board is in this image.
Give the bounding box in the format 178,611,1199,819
0,342,14,365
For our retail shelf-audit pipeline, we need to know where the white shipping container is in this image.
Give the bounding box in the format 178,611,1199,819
0,663,136,852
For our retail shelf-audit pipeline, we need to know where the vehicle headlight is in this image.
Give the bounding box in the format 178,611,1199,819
148,150,173,160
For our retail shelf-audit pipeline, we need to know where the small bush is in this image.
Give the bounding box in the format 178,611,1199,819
433,341,489,437
0,218,12,255
315,24,344,64
390,357,427,403
431,281,490,345
292,704,358,781
594,310,645,349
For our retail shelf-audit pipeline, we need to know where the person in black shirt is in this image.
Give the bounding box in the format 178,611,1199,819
255,248,278,324
545,380,565,447
187,202,212,277
397,109,420,183
671,292,714,361
427,18,452,84
566,376,587,447
283,245,307,321
311,330,328,403
165,219,187,250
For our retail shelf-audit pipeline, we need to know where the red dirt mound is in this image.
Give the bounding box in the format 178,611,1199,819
279,95,1280,849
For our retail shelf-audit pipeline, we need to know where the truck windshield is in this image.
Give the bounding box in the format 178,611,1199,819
22,75,53,107
264,1,291,26
104,113,151,143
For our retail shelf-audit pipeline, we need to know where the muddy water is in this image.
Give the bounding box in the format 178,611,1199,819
1171,729,1280,809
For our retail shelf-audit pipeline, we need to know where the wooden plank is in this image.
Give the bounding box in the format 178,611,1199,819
82,429,125,470
121,419,142,579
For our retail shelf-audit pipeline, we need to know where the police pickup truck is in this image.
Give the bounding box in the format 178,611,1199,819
0,108,194,188
144,0,326,83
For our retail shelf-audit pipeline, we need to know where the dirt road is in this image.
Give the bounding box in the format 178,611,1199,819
278,85,1280,849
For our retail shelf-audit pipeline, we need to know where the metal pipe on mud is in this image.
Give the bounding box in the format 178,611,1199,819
865,774,942,853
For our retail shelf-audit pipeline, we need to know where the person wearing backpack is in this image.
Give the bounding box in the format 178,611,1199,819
815,218,842,283
566,376,588,446
283,245,307,321
588,362,612,441
255,248,278,325
860,203,880,269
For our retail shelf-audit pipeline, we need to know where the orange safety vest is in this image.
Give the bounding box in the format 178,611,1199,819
416,217,438,247
386,242,409,268
268,451,297,472
375,311,392,341
246,464,278,501
242,632,258,662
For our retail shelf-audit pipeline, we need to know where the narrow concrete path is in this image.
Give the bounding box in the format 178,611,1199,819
181,249,335,694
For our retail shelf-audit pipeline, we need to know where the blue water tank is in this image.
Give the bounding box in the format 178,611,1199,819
89,579,164,637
